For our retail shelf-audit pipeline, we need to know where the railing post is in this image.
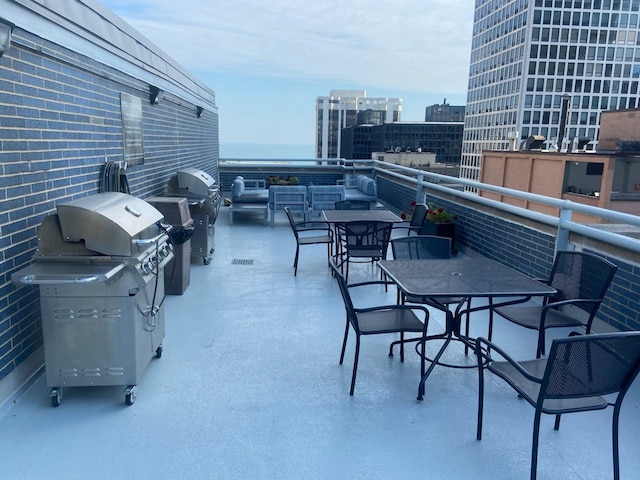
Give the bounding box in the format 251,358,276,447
556,201,572,253
416,172,425,204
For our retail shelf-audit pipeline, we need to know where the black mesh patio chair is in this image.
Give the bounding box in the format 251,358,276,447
339,221,393,283
392,203,428,237
493,251,617,358
284,207,333,276
389,235,470,356
391,235,452,261
329,259,430,395
334,199,371,210
475,331,640,480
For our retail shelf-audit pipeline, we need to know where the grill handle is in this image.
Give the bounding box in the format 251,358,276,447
133,227,172,247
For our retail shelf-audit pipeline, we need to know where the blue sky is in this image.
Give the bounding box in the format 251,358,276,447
99,0,474,146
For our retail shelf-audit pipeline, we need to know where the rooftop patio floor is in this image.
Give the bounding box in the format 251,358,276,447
1,207,639,480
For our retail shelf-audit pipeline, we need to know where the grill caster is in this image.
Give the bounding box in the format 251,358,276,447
203,256,211,265
50,387,63,407
155,345,163,358
125,385,137,406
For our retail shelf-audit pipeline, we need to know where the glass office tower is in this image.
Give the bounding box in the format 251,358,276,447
461,0,640,181
315,90,402,159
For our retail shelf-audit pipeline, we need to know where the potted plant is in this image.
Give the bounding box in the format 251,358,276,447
400,200,417,221
266,175,300,186
421,202,457,253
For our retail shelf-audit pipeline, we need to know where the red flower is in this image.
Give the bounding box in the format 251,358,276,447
400,212,407,220
410,200,417,207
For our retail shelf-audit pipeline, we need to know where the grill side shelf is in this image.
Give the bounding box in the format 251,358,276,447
11,262,126,285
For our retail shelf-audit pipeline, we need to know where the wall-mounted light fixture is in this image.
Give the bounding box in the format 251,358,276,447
196,106,204,118
0,18,15,58
149,85,163,104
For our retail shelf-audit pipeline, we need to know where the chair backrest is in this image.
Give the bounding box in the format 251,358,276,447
391,235,452,260
540,332,640,402
344,221,393,257
328,259,360,331
409,203,429,228
284,207,298,236
334,200,371,210
548,251,617,316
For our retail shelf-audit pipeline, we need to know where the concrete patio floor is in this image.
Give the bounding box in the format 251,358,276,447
1,206,639,480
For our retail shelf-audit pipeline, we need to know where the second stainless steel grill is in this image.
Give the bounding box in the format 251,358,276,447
11,192,174,406
167,167,221,265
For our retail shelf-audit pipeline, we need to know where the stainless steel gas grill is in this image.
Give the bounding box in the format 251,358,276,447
11,192,174,407
167,167,221,265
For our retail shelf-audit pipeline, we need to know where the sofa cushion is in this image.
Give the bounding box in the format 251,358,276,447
357,175,367,192
235,190,269,203
231,177,245,198
362,177,377,197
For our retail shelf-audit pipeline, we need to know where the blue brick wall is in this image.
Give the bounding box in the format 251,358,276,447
0,31,218,383
378,175,640,332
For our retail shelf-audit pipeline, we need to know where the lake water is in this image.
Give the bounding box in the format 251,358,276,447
220,142,315,159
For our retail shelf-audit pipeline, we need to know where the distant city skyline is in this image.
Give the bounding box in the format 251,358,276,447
98,0,473,145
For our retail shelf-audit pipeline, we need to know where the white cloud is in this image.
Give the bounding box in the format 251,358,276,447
102,0,473,95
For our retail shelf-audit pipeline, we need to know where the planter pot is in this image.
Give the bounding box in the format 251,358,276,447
420,221,456,253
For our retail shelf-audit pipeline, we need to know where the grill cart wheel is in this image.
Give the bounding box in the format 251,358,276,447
125,385,137,406
203,256,211,265
50,387,62,407
155,346,163,358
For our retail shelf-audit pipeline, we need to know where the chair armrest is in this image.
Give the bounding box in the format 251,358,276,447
540,298,601,325
542,298,601,310
391,222,412,230
295,221,332,233
347,280,396,289
354,304,430,328
474,337,544,384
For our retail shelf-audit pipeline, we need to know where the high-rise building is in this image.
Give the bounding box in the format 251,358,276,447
315,90,402,158
461,0,640,182
425,99,466,122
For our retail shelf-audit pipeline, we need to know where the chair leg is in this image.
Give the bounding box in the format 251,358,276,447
476,348,485,440
350,336,361,396
612,401,622,480
536,329,546,358
339,318,349,365
400,332,405,362
293,244,300,276
531,408,543,480
463,298,471,355
554,414,561,430
487,297,494,346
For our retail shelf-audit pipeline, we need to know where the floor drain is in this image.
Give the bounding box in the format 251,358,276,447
232,259,254,265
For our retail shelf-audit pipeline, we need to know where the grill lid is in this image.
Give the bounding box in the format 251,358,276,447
56,192,163,256
176,167,216,197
